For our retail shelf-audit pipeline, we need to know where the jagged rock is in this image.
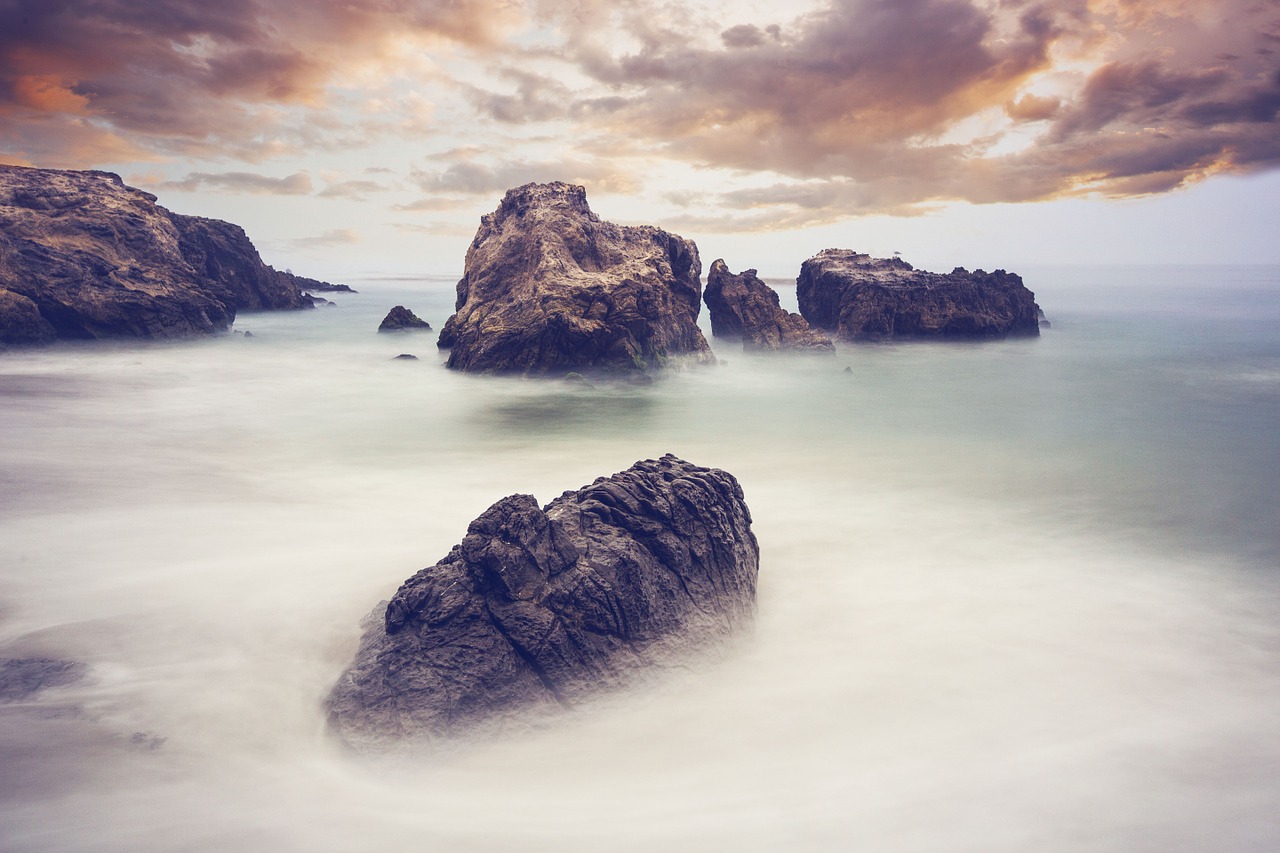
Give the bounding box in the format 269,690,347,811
0,165,335,344
378,305,432,332
437,182,713,375
326,454,758,750
0,658,87,702
704,259,834,353
797,249,1042,341
294,276,356,293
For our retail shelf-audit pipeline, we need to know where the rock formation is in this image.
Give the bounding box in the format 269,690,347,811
796,249,1042,341
326,454,758,750
0,165,330,346
378,305,432,332
437,182,713,375
704,259,834,353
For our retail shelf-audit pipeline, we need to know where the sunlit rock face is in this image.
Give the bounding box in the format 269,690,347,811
0,165,313,345
704,259,834,353
797,248,1042,342
437,182,713,375
326,454,759,751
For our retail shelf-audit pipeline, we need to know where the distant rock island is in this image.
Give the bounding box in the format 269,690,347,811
378,305,432,332
797,249,1041,341
437,182,713,375
326,454,759,751
704,259,834,353
0,165,336,346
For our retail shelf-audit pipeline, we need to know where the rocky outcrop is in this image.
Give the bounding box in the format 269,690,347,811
797,249,1041,341
0,165,329,345
378,305,432,332
437,182,713,375
326,454,758,750
704,259,834,353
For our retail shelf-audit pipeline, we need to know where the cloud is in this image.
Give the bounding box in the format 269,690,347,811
0,0,522,162
159,171,314,195
318,179,389,200
287,228,362,249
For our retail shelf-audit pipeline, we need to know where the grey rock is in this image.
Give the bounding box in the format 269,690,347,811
438,182,713,375
326,454,758,750
0,658,87,702
378,305,432,332
704,259,834,352
797,249,1042,341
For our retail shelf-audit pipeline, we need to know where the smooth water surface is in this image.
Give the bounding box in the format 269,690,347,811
1,266,1277,851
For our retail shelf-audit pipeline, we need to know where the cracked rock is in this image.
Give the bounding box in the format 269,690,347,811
325,454,758,750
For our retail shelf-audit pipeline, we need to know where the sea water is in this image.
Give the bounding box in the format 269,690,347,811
0,266,1277,851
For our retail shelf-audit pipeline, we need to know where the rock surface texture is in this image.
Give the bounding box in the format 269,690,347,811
378,305,432,332
797,249,1041,341
438,182,713,375
326,454,758,750
0,165,323,345
704,259,834,353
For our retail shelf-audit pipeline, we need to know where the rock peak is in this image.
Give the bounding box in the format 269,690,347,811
496,181,594,220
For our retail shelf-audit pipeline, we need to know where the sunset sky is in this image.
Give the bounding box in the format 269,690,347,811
2,0,1279,279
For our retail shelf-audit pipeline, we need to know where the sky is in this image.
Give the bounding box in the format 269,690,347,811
2,0,1279,279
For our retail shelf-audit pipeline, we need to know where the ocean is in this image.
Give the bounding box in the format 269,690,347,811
1,265,1278,851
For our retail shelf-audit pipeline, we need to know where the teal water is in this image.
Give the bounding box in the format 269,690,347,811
0,266,1277,851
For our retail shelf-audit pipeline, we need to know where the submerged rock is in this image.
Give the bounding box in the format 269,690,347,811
704,259,834,353
0,658,87,703
378,305,432,332
326,454,758,750
0,165,334,345
437,182,713,375
797,249,1041,341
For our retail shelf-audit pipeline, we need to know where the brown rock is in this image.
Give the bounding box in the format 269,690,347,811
797,249,1042,341
437,182,713,375
704,259,834,353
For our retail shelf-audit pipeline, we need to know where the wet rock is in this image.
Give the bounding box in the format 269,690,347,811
378,305,432,332
438,182,713,376
326,454,758,750
704,259,834,353
393,353,419,360
797,249,1042,341
0,658,87,702
0,165,332,345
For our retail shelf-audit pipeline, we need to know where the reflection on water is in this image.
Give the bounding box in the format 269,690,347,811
1,269,1279,852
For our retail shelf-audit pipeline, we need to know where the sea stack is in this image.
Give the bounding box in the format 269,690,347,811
796,249,1041,341
326,454,759,751
378,306,432,332
437,182,713,375
0,165,326,346
704,259,834,353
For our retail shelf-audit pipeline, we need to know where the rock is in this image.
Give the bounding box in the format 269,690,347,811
0,658,87,703
378,305,432,332
393,353,419,360
704,260,834,353
326,454,758,750
294,276,356,293
437,182,713,375
796,249,1042,341
0,165,327,345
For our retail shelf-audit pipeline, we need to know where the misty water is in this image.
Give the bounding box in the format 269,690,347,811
2,265,1278,851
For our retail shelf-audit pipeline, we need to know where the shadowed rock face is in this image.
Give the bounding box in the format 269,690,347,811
704,259,834,353
0,165,321,345
437,182,713,375
797,249,1041,342
326,454,758,751
378,305,432,332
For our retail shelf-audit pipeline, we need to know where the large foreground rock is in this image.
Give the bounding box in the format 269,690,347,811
326,454,758,750
437,182,713,375
797,249,1041,341
705,259,834,353
0,165,322,345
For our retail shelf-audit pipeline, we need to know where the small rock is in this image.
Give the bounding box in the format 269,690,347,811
393,353,419,360
378,306,432,332
0,658,88,703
